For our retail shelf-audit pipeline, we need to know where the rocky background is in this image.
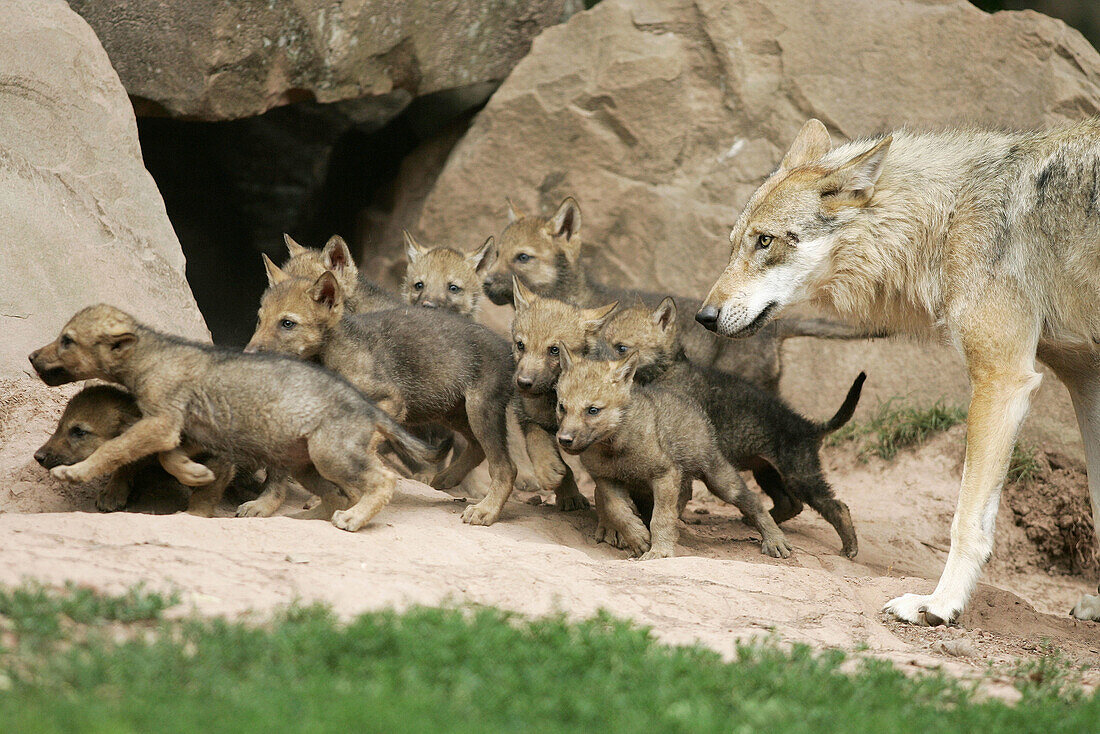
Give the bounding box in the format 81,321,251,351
5,0,1100,462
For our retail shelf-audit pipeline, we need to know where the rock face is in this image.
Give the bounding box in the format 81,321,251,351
67,0,583,120
0,0,207,492
410,0,1100,446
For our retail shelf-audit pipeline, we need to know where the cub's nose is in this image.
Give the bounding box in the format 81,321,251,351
556,433,574,448
33,449,48,466
516,375,534,391
695,306,719,331
420,300,437,309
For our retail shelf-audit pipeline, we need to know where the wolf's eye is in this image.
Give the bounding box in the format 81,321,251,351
515,253,531,263
587,406,601,416
69,425,88,438
515,340,525,352
60,335,74,348
548,345,559,356
756,234,774,250
414,281,424,290
279,318,297,330
448,283,461,293
615,343,628,354
557,402,566,414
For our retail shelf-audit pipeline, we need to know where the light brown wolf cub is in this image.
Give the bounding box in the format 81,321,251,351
279,234,398,313
401,230,493,317
555,346,791,560
480,197,869,392
248,265,520,526
592,299,864,557
29,305,439,532
34,384,237,516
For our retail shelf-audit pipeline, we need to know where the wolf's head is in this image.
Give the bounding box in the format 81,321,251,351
698,119,891,337
246,257,343,358
481,197,584,306
509,277,616,396
29,305,143,385
280,234,361,303
34,385,140,469
554,346,638,455
589,297,678,380
401,230,492,317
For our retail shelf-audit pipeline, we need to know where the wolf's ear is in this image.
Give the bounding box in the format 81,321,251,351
322,235,354,272
506,197,525,223
612,351,639,384
582,301,618,333
779,119,832,170
652,297,677,332
104,332,137,357
309,271,343,310
468,236,493,273
403,230,426,264
557,342,574,372
512,275,536,310
818,136,892,206
284,233,308,257
262,253,288,286
547,197,581,239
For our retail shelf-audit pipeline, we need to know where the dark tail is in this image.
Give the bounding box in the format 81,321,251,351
818,372,867,435
773,317,888,341
375,412,450,466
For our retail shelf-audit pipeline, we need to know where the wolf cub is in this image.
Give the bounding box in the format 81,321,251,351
401,230,493,317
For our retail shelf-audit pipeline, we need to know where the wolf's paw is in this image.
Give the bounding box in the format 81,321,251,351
174,461,215,487
461,500,501,526
597,522,650,556
96,484,129,512
429,470,461,491
51,462,90,483
639,546,674,561
185,501,217,518
514,472,542,494
331,509,364,533
1070,593,1100,622
554,489,590,512
236,499,275,518
761,532,792,559
883,593,959,627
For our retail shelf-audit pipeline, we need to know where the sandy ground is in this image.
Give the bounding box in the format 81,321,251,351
1,394,1098,686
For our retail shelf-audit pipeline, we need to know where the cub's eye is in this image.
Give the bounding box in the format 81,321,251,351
515,340,525,352
557,402,566,414
548,345,559,356
414,281,424,290
448,283,461,293
755,234,774,250
615,343,628,354
69,425,88,438
587,406,601,416
60,335,74,348
279,318,297,330
515,253,531,263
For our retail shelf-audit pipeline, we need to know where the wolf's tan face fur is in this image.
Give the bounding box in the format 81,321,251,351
509,278,616,395
28,305,140,386
701,120,891,337
554,348,638,455
481,198,583,306
401,231,492,317
247,263,343,357
34,386,140,469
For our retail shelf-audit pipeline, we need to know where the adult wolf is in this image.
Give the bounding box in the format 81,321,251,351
697,117,1100,625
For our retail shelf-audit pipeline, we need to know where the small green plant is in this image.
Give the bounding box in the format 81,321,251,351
827,399,967,460
1007,442,1043,485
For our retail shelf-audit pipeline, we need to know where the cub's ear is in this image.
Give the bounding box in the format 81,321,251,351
102,331,137,357
779,119,831,170
309,271,343,310
284,233,308,257
506,197,525,223
612,350,639,384
652,297,677,332
818,136,892,206
403,229,427,264
582,301,618,333
322,235,354,272
547,197,581,240
262,253,288,286
468,236,494,273
557,342,574,372
512,275,537,310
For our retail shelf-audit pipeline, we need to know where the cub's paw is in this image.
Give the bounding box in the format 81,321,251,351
1069,592,1100,622
331,509,364,532
514,472,543,494
761,533,792,559
461,501,501,526
96,484,129,512
236,499,275,518
639,547,674,561
51,462,90,483
174,461,216,487
555,489,590,512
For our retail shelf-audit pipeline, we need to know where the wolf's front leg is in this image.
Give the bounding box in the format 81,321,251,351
51,415,182,483
639,471,680,560
96,463,137,512
158,447,215,486
237,470,289,518
521,423,588,511
594,479,650,556
885,359,1041,626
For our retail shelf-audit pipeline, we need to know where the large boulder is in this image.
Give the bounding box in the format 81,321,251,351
67,0,583,120
0,0,207,504
409,0,1100,447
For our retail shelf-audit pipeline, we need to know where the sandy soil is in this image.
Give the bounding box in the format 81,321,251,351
1,384,1098,686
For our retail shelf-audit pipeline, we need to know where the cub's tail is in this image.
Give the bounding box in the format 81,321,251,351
818,372,867,435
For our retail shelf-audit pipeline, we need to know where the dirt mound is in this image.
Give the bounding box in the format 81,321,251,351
1005,448,1097,575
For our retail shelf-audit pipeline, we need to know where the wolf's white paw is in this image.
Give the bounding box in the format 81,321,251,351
461,500,501,526
175,462,215,487
639,547,674,561
331,509,362,532
51,462,90,483
236,499,274,518
1069,593,1100,622
883,592,959,627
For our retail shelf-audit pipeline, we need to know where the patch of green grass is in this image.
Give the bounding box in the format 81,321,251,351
1007,442,1043,485
827,399,968,461
0,580,176,641
0,583,1097,732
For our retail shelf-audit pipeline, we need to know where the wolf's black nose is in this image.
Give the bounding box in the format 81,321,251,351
557,434,574,448
695,306,719,331
516,375,534,390
33,449,48,466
